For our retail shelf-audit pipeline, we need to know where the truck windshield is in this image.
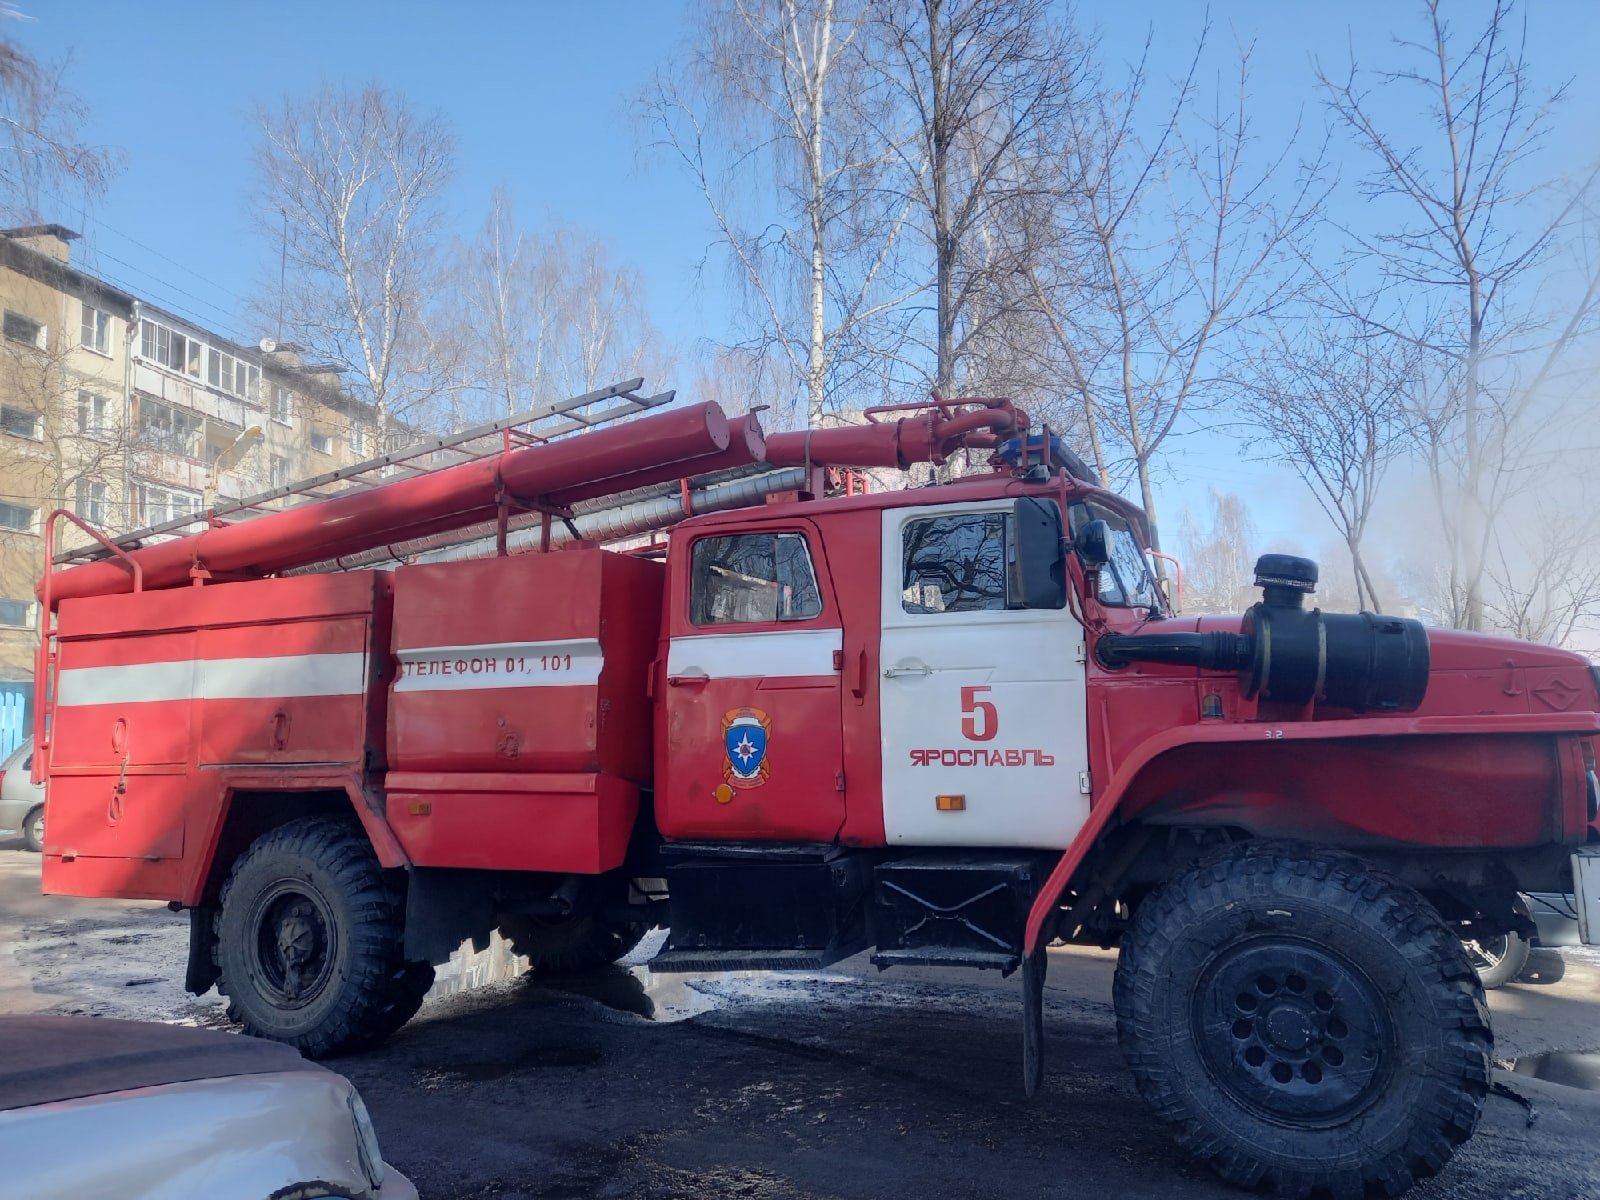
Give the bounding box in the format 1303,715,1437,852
1070,503,1160,610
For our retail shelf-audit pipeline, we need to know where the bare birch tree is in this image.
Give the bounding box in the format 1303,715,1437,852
1318,0,1600,629
644,0,914,427
1482,506,1600,647
1176,489,1260,614
253,85,455,426
1026,33,1322,545
871,0,1078,398
1239,311,1418,611
0,17,111,222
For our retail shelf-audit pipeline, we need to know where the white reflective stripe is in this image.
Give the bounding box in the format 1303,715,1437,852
57,660,194,706
667,628,841,679
56,652,367,706
394,638,603,692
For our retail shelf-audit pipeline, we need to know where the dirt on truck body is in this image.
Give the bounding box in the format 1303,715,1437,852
31,385,1600,1199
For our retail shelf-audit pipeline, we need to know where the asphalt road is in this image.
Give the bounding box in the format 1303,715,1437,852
3,843,1598,1200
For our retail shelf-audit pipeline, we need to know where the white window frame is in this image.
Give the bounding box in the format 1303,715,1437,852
269,384,292,426
137,395,203,459
3,309,45,350
80,301,113,356
1,403,41,440
76,390,110,439
74,478,107,525
0,501,37,532
135,481,202,530
310,429,332,455
0,598,35,629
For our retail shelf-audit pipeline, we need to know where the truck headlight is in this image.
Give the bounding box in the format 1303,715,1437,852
348,1091,386,1190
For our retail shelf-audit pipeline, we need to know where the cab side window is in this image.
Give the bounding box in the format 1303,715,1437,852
691,532,823,625
901,514,1006,614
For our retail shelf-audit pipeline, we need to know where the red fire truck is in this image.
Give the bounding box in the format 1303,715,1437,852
30,383,1600,1198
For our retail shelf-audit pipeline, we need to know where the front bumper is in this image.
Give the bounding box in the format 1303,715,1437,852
1576,850,1600,946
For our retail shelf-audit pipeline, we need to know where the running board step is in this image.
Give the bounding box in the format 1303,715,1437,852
870,947,1020,973
648,945,864,974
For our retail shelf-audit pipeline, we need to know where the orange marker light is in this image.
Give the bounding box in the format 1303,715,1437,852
936,794,966,812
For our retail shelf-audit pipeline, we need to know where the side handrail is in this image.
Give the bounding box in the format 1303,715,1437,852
32,509,143,784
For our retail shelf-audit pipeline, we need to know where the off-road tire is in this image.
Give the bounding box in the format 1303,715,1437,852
21,806,42,853
1114,840,1490,1200
217,816,432,1057
500,912,649,973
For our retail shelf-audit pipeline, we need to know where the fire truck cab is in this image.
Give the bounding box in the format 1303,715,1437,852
32,391,1600,1200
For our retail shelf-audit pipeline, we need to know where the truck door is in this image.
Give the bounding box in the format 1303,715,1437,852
659,520,846,841
878,499,1089,848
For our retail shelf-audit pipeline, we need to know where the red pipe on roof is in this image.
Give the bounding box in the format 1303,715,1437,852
45,402,734,602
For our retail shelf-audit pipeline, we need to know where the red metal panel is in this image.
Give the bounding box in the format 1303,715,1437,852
45,773,185,859
657,518,849,842
387,549,661,780
385,771,637,874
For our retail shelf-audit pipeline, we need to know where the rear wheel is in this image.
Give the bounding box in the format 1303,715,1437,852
217,816,433,1057
21,806,42,853
1462,898,1533,989
1115,841,1490,1200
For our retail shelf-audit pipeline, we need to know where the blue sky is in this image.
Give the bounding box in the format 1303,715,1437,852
15,0,1600,555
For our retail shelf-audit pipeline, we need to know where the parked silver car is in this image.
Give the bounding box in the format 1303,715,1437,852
0,1015,416,1199
0,739,42,852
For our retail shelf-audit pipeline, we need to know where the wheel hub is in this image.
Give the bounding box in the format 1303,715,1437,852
248,884,336,1009
1195,938,1393,1124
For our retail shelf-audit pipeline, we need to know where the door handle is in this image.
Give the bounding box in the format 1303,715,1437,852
883,664,933,678
667,672,710,687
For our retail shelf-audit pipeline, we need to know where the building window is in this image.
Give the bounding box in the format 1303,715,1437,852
138,319,202,377
137,395,203,457
136,481,201,528
0,501,34,531
690,532,822,626
74,479,106,525
310,430,331,455
80,302,112,355
901,513,1007,614
207,348,260,401
270,384,292,425
1,404,40,439
76,390,109,438
270,454,290,488
3,310,44,348
0,599,34,628
350,423,366,455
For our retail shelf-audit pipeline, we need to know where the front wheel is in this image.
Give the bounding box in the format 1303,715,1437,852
21,806,42,853
1115,841,1490,1200
216,816,433,1057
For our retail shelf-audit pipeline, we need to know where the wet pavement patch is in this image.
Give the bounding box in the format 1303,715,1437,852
1510,1050,1600,1092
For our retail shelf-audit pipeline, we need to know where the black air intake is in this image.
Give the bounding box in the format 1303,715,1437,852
1095,554,1430,713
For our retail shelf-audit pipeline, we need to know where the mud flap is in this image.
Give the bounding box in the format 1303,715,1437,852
185,903,220,996
1022,946,1046,1097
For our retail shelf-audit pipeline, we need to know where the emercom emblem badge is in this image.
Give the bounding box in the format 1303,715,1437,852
722,706,772,792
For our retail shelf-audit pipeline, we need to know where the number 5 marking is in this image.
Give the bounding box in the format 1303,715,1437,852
961,685,999,742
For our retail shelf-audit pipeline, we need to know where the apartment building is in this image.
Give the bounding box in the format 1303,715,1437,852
0,224,384,731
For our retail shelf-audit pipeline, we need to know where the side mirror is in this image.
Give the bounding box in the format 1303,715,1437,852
1075,518,1112,567
1008,497,1065,609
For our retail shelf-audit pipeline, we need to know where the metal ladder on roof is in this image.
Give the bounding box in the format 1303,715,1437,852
51,378,672,567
